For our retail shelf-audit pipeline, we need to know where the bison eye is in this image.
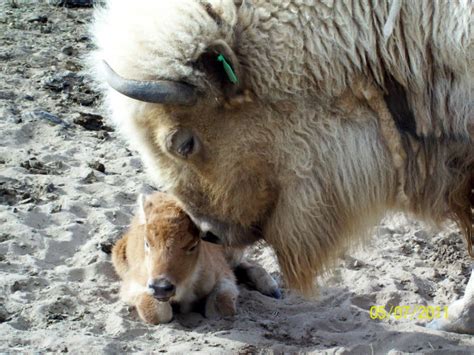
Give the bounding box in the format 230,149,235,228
166,128,200,159
178,136,194,157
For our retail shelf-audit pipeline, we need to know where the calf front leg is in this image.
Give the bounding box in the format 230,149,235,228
428,267,474,334
205,278,239,319
136,293,173,325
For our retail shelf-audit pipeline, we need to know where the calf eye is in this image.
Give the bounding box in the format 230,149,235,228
166,128,201,159
144,240,150,251
186,242,199,254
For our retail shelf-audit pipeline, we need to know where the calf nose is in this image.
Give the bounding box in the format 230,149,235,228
147,278,176,301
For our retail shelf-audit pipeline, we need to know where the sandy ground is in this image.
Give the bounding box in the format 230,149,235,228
0,3,473,354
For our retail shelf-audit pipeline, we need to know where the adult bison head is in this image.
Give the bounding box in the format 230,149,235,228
92,1,287,247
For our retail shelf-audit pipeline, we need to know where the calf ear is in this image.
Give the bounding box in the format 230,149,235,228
137,194,148,225
197,39,242,98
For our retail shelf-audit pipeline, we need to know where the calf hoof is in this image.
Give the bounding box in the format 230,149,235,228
136,294,173,325
205,280,238,319
216,292,237,317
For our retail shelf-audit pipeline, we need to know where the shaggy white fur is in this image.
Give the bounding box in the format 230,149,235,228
90,0,473,333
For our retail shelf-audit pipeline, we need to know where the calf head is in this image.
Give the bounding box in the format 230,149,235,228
139,193,202,301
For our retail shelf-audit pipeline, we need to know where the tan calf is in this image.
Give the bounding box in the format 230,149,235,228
112,192,238,324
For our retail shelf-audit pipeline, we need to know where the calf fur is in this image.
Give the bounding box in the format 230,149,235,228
112,192,238,324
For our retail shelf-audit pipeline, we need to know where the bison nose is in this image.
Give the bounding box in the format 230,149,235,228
147,278,175,301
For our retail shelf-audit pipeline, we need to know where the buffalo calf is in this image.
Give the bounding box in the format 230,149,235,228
112,192,238,324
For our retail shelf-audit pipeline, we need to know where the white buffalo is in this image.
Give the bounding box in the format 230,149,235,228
91,0,473,334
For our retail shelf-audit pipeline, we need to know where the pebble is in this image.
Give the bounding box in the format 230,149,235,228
0,91,16,100
29,110,70,128
73,112,112,131
27,15,48,23
49,204,62,213
89,161,105,173
52,0,94,7
61,45,75,56
99,242,113,255
81,171,97,184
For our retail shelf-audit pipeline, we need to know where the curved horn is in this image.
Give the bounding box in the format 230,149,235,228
101,60,197,106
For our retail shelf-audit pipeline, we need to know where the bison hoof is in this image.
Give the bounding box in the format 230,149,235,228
426,298,474,335
268,288,282,299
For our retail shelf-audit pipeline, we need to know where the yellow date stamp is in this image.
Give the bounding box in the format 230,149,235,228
370,305,448,321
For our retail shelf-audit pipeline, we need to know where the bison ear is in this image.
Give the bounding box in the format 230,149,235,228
197,39,243,98
137,194,148,225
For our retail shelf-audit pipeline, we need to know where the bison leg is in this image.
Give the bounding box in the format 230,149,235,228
205,278,238,319
136,293,173,324
428,267,474,334
234,260,281,299
224,247,281,299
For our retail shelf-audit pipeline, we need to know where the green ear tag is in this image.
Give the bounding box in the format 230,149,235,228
217,54,238,84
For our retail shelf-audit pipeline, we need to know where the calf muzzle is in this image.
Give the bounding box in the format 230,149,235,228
148,278,176,301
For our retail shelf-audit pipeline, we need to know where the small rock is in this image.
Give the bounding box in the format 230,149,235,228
0,91,16,100
43,72,81,93
11,280,26,292
344,255,366,270
96,131,110,140
52,0,94,7
0,234,13,243
29,110,69,127
61,45,75,56
414,230,429,239
40,25,53,34
44,183,55,193
89,199,100,207
0,305,10,323
81,171,97,184
1,187,21,205
6,116,22,124
28,15,48,23
20,158,50,175
65,60,82,72
99,242,114,254
49,204,62,213
73,113,112,131
89,161,105,173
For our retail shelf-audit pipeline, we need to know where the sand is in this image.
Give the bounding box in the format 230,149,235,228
0,3,473,354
